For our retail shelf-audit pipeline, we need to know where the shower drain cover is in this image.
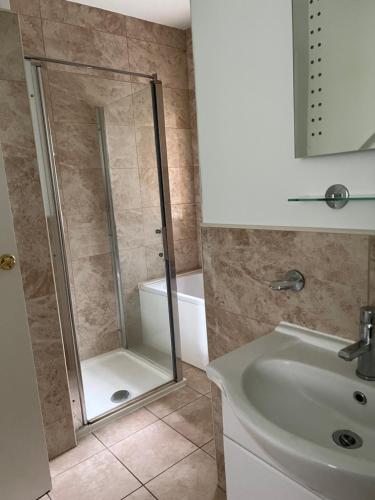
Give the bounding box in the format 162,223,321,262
111,390,130,403
332,430,363,450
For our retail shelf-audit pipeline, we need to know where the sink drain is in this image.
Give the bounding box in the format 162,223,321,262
111,390,130,403
332,430,363,450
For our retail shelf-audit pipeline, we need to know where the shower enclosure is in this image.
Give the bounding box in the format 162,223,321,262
25,57,182,425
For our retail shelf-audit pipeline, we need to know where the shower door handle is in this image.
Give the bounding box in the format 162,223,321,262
161,227,169,261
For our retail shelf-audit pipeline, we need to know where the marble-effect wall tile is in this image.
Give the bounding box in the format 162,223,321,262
48,70,133,124
164,88,191,129
10,0,40,17
40,0,124,35
43,20,129,70
125,16,186,50
0,11,75,459
72,253,120,359
54,123,101,169
19,15,45,56
174,239,199,274
203,228,368,340
128,37,188,89
3,148,56,300
111,168,142,210
203,226,374,489
172,204,198,242
166,129,193,168
169,167,195,205
107,125,137,169
0,80,35,150
0,11,25,81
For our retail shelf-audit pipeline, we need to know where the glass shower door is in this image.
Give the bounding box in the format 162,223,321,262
28,61,180,423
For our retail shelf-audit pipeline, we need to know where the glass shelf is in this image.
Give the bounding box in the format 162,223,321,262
288,195,375,202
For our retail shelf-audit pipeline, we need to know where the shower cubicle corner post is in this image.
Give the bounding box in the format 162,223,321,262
150,77,183,383
26,61,88,426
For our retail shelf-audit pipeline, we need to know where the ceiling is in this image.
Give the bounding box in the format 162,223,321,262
68,0,191,29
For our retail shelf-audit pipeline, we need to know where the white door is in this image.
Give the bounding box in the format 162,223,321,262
0,151,51,499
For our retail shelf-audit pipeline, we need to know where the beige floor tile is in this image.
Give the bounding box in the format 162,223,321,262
49,433,104,477
202,440,216,458
147,449,226,500
183,362,211,395
111,420,197,483
125,487,155,499
50,449,140,500
146,385,201,418
94,407,158,447
163,396,213,447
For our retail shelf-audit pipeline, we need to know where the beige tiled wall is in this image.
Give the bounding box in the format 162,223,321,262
46,69,133,360
0,10,75,459
202,225,375,489
8,0,202,455
186,28,203,266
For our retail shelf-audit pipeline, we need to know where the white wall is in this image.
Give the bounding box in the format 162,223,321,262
0,0,10,9
191,0,375,231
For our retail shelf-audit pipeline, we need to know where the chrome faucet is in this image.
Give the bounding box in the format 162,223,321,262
338,306,375,381
269,270,305,292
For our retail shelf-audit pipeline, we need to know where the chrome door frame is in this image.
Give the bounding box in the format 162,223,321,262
96,108,127,348
27,62,88,425
150,78,183,383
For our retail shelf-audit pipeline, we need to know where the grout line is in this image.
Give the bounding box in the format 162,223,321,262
92,415,159,448
49,381,215,494
199,440,216,458
125,32,186,52
143,484,159,499
143,448,199,487
105,440,145,486
143,485,158,500
160,396,214,449
126,35,186,55
145,388,202,419
100,397,213,486
49,446,106,479
121,485,157,500
41,16,127,40
121,485,143,500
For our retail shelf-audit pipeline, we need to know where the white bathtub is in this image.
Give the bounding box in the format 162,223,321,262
138,270,209,370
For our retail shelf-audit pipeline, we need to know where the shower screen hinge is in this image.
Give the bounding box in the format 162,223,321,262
162,226,169,261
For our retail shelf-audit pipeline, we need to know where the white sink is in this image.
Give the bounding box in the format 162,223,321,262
207,323,375,500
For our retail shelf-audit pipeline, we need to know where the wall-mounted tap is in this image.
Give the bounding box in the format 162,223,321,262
269,270,305,292
338,306,375,381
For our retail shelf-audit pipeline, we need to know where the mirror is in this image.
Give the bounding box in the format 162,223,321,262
292,0,375,158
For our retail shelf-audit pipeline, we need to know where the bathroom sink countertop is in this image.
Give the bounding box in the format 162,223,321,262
207,322,375,500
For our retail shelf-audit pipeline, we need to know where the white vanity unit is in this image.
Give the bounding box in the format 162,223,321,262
222,397,323,499
207,323,375,500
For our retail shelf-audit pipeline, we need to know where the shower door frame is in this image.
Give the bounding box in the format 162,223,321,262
25,56,183,426
96,107,127,348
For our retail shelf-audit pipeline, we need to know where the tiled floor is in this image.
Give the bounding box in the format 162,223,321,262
46,363,226,500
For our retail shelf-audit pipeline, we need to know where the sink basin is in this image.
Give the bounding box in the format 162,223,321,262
206,323,375,500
